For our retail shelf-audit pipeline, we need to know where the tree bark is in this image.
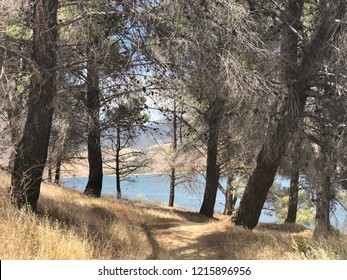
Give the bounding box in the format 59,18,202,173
169,100,178,207
224,173,237,215
313,144,332,237
285,170,299,223
84,46,103,197
315,175,332,237
115,125,121,199
199,97,224,217
48,164,53,183
169,166,176,207
54,157,61,184
285,135,303,224
10,0,58,211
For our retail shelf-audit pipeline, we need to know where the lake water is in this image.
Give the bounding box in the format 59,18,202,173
61,174,347,233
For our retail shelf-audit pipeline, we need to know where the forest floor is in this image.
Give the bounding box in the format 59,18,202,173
1,172,347,260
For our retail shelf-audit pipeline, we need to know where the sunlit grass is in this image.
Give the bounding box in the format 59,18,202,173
1,171,346,260
202,216,347,260
0,172,174,259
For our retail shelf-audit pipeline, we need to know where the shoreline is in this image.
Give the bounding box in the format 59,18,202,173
59,170,204,179
60,171,170,179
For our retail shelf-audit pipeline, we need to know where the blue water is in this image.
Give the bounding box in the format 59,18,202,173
61,174,347,233
61,174,235,214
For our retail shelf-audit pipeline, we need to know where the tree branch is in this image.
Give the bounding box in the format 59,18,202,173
58,11,122,28
0,45,42,83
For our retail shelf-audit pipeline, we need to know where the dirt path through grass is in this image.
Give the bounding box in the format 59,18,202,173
144,210,227,259
151,222,219,259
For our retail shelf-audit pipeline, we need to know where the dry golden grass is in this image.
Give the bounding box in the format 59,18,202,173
0,171,177,259
201,219,347,260
1,171,346,260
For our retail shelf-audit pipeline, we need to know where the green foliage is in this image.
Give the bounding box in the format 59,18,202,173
336,190,347,208
296,206,315,227
267,183,315,227
292,236,312,257
5,23,32,41
135,194,147,202
15,75,30,95
230,180,243,198
302,0,320,36
107,96,149,127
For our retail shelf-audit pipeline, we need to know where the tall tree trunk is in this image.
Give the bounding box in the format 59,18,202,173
7,93,22,171
199,97,224,217
285,170,299,223
179,110,183,145
10,0,58,211
48,164,53,183
315,175,332,237
232,0,344,229
285,136,303,224
313,144,332,237
224,173,237,215
169,167,176,207
84,46,103,197
115,125,121,199
169,100,178,207
54,157,61,184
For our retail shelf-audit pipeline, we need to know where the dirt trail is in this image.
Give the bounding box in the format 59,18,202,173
145,212,228,260
152,222,219,259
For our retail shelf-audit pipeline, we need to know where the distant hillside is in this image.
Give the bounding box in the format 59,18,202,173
130,120,173,149
58,143,174,178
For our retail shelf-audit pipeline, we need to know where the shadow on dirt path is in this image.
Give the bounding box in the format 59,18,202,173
145,213,228,260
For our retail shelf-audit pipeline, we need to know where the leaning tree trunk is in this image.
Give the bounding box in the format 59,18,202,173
285,170,300,224
84,48,103,197
232,0,345,229
199,97,224,217
232,0,305,229
10,0,58,211
231,102,305,228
